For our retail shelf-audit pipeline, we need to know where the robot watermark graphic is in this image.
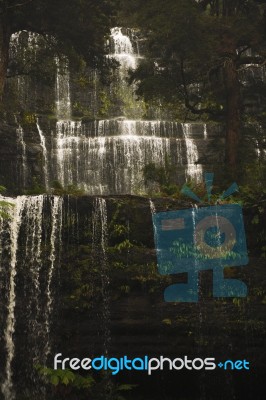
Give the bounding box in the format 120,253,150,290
152,173,249,302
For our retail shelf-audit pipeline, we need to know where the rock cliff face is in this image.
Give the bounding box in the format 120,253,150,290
0,28,266,400
54,196,266,400
0,195,263,400
0,29,264,195
0,116,226,195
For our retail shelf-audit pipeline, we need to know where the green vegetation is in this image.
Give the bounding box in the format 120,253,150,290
122,0,266,176
37,366,136,400
0,185,14,219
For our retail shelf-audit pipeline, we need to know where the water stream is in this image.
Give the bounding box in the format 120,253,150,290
36,119,49,189
49,28,205,194
0,196,63,400
16,123,27,188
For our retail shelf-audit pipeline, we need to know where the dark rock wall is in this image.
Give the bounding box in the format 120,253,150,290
53,196,266,400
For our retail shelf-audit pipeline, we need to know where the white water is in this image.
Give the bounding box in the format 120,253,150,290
149,199,156,214
1,196,25,400
19,196,46,391
49,29,207,194
36,119,49,189
53,119,174,194
16,123,27,187
47,28,207,193
92,198,110,356
204,124,208,139
109,27,138,72
182,123,203,182
0,195,63,398
55,57,71,120
55,121,82,187
44,196,63,360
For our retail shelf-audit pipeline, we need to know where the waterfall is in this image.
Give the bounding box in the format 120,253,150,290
55,121,82,188
92,198,111,396
255,124,266,159
109,27,138,72
52,119,175,194
108,27,145,119
0,195,63,399
49,28,210,194
16,122,27,187
49,28,188,193
15,196,46,398
44,196,63,360
182,123,203,182
149,199,156,214
36,119,49,189
9,32,40,108
1,196,25,400
204,124,207,139
92,198,110,355
55,57,71,120
48,28,209,194
8,29,221,193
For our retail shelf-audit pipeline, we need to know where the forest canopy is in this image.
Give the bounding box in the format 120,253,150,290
121,0,266,174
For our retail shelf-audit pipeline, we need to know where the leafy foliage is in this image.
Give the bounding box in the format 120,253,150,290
36,366,95,389
124,0,266,173
126,0,266,116
143,161,179,196
0,185,14,219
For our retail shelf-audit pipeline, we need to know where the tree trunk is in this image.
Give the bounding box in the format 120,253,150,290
0,14,11,100
223,58,241,177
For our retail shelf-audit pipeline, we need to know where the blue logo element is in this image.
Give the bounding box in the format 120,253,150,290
217,360,250,370
152,173,249,302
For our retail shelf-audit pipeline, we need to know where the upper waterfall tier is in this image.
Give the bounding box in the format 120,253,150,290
4,29,229,194
47,27,210,194
108,27,141,71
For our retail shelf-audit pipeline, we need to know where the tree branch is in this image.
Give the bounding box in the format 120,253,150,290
180,58,223,116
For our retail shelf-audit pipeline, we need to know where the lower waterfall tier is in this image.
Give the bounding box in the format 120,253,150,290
0,195,265,400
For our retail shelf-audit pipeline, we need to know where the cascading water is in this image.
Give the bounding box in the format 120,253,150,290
52,119,182,194
55,120,82,188
9,31,48,114
1,196,25,400
44,196,63,360
9,28,209,193
204,123,207,140
49,29,207,194
108,27,145,119
149,199,156,214
55,57,72,120
16,122,27,188
182,123,203,182
92,198,110,356
36,119,49,189
109,27,139,72
0,195,63,400
254,124,266,160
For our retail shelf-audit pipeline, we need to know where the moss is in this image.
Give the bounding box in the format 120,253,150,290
98,90,112,117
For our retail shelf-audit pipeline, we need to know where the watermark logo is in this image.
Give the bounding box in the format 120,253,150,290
53,354,250,374
152,173,249,302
